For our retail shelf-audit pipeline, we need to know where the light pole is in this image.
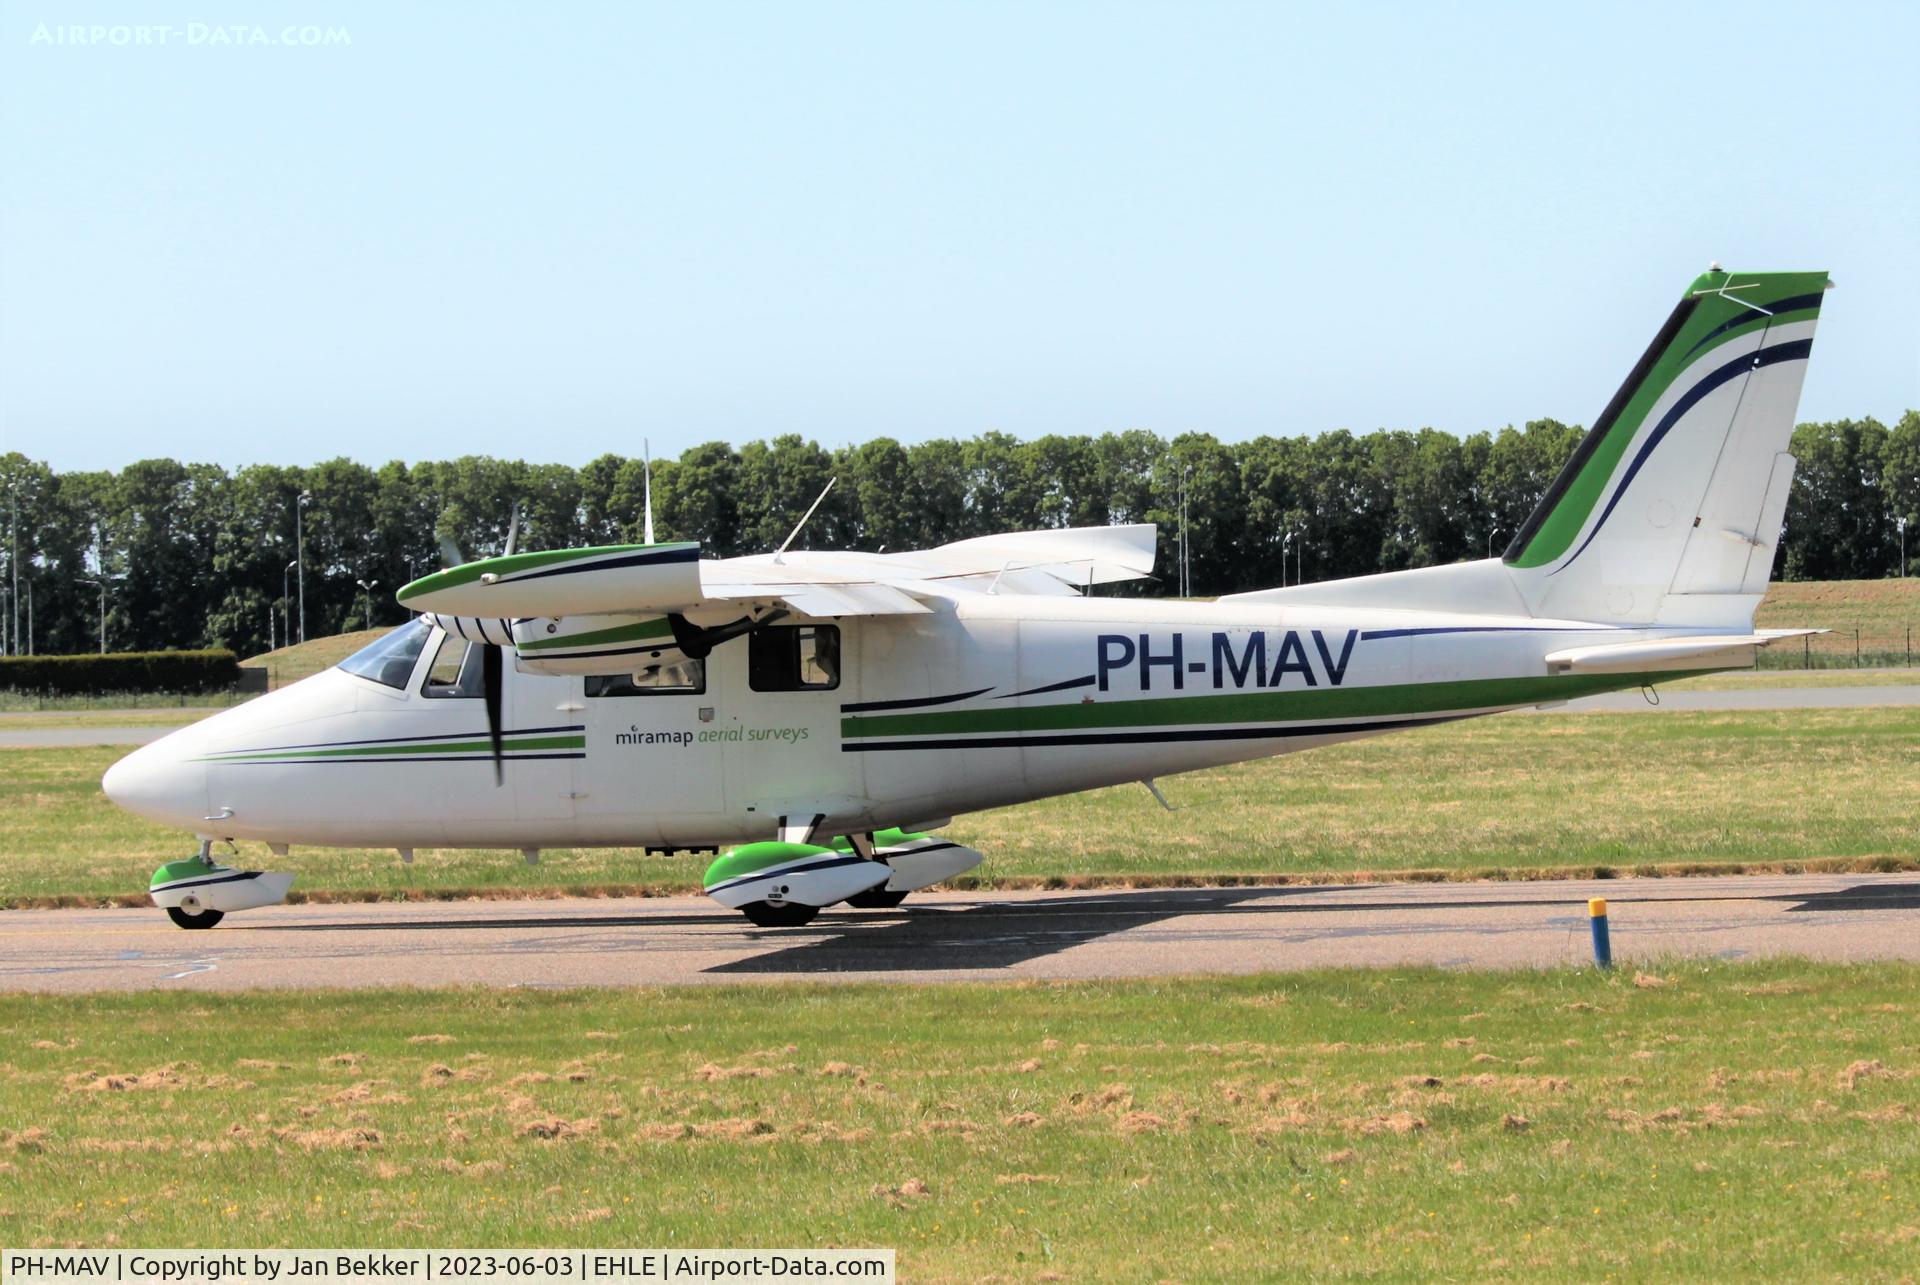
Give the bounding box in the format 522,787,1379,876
1293,527,1305,586
296,491,311,644
1280,531,1292,589
1899,516,1909,579
8,483,18,658
78,579,105,654
356,578,380,629
23,578,31,655
8,484,18,656
1178,464,1191,599
283,560,297,650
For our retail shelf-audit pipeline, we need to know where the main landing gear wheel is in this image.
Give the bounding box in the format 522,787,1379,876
739,901,820,928
166,904,225,930
846,887,908,909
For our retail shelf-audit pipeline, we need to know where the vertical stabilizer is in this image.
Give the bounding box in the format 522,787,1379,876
1503,269,1828,625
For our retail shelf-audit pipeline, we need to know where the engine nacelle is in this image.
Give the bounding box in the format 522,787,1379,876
398,541,704,618
416,611,699,679
509,613,693,677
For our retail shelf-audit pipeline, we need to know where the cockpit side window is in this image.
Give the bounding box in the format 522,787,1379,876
336,618,432,690
421,633,488,698
747,624,840,691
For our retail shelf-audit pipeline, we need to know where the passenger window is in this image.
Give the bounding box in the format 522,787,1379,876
748,624,840,692
585,659,706,696
421,634,486,698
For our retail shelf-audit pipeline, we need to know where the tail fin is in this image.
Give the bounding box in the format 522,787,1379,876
1504,268,1829,625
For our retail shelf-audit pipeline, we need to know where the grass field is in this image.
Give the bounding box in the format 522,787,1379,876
1756,578,1920,632
1669,667,1920,690
0,709,231,729
4,707,1917,905
0,962,1914,1278
0,691,252,714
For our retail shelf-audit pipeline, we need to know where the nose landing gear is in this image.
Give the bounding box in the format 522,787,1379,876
149,841,295,930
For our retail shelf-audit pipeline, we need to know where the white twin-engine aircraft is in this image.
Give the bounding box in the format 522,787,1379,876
106,268,1830,930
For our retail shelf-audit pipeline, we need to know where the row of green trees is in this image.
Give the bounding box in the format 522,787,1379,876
3,411,1915,657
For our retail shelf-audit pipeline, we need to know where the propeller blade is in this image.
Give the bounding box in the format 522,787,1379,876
642,440,656,545
437,536,466,569
503,502,521,557
482,643,504,786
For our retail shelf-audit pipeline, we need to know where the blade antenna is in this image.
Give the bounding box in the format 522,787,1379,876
772,477,836,565
642,440,656,545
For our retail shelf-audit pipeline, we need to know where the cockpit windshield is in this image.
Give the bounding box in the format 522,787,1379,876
336,617,433,690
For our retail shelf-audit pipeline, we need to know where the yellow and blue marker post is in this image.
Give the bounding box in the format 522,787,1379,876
1588,897,1612,969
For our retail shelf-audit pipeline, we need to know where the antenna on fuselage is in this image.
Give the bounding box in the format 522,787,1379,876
772,477,836,565
642,439,656,545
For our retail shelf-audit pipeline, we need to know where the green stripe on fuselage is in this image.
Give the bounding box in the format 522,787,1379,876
841,670,1695,740
193,733,585,763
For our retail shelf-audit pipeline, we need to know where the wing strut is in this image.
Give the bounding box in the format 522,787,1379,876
772,478,837,564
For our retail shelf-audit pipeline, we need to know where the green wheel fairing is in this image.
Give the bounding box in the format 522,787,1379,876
150,858,218,890
1506,270,1828,570
703,842,835,890
831,828,931,851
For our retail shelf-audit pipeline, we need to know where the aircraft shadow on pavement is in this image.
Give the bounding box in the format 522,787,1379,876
1769,882,1920,912
705,879,1920,974
251,880,1920,976
704,887,1313,974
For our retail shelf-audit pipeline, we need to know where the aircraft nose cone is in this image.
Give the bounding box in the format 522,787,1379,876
102,738,210,830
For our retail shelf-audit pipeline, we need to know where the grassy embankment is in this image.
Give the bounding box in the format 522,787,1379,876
1753,578,1920,668
1,962,1915,1278
4,706,1916,905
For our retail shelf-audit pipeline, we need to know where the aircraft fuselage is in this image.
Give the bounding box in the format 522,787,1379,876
105,591,1704,854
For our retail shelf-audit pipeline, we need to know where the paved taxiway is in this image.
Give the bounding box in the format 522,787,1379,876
4,873,1917,992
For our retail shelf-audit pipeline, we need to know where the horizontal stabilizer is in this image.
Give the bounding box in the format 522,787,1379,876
1544,629,1819,674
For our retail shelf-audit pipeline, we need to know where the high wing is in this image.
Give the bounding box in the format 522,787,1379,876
395,524,1158,624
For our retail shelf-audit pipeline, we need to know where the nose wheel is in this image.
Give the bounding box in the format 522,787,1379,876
166,903,226,930
739,901,820,928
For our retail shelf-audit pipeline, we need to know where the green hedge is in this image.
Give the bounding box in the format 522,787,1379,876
0,650,243,696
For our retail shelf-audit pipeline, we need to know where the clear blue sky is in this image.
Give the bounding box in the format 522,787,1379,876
3,0,1915,472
